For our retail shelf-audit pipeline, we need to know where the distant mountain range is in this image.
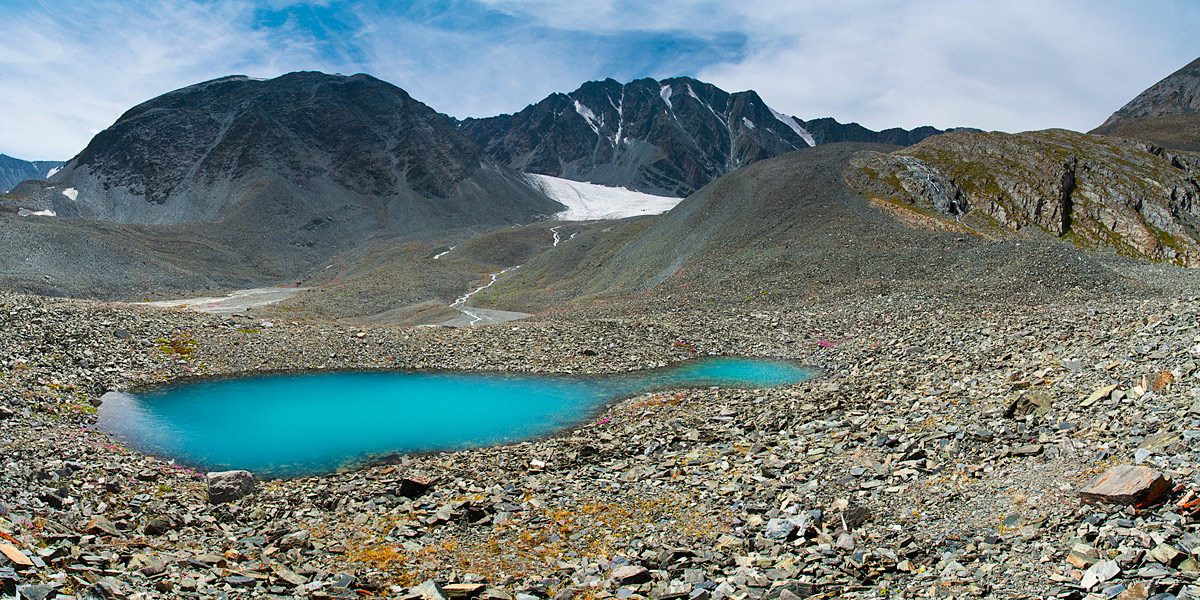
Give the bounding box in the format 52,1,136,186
0,154,63,193
5,62,1198,307
457,77,961,197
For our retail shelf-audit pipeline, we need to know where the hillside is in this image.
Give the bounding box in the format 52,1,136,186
468,142,1130,314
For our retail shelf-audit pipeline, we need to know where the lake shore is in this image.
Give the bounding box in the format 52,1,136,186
3,283,1200,599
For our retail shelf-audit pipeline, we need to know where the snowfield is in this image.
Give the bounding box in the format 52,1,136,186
527,174,683,221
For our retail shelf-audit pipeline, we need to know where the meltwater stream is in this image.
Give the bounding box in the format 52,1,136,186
96,357,817,478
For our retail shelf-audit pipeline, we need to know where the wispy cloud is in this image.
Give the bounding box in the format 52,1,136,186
0,0,1197,159
0,0,334,159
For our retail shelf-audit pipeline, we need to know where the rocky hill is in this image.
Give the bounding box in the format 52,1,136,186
0,72,563,298
464,142,1130,315
0,154,63,193
458,77,953,197
1091,56,1200,151
846,129,1200,266
23,72,559,228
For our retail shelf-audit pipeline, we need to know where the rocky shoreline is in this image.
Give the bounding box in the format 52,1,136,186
3,282,1200,599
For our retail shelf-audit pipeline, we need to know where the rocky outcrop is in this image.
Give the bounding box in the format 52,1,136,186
458,77,954,197
847,129,1200,266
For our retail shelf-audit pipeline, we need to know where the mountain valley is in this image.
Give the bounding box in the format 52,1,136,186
4,55,1200,600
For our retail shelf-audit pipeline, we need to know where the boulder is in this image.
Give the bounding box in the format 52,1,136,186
612,565,651,584
1079,465,1170,506
206,470,255,504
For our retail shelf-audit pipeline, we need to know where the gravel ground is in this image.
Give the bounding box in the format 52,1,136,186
2,257,1200,600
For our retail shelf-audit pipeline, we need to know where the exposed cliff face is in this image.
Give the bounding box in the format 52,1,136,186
458,77,953,197
846,129,1200,266
29,72,559,229
1092,56,1200,152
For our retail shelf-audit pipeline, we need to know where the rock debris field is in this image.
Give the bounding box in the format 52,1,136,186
3,281,1200,600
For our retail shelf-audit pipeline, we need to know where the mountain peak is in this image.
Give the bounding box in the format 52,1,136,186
1091,55,1200,151
23,70,559,230
458,76,958,196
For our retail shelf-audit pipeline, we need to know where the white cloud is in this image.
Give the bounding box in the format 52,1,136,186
0,1,332,159
482,0,1200,133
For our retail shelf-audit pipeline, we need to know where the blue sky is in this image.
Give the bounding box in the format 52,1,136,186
1,0,1197,159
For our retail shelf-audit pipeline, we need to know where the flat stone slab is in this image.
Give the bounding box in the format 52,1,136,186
1080,465,1170,506
0,543,33,568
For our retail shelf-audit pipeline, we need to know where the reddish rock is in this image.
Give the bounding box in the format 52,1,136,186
1080,465,1170,506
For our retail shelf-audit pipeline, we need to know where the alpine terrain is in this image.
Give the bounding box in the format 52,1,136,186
4,56,1200,600
0,154,63,194
1091,56,1200,151
458,77,957,197
0,72,561,298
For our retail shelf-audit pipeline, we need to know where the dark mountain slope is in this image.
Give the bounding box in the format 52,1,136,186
27,72,560,229
458,77,953,197
1092,56,1200,151
0,154,63,193
1,72,563,298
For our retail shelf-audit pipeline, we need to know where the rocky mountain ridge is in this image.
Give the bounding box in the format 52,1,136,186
0,154,63,193
20,72,558,228
0,72,563,299
458,77,957,197
1091,56,1200,152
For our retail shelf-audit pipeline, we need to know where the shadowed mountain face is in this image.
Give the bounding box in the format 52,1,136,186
0,155,63,193
1091,56,1200,151
0,72,563,299
458,77,954,197
25,72,560,228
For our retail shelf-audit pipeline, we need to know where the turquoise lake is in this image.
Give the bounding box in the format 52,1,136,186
95,357,817,478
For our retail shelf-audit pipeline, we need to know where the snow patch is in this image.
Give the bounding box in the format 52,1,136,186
17,208,56,217
687,84,723,121
61,187,78,201
432,246,456,260
528,174,683,221
573,100,601,135
767,105,815,147
45,167,60,178
742,117,756,129
660,84,673,109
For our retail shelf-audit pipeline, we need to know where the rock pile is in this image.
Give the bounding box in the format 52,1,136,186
2,280,1200,598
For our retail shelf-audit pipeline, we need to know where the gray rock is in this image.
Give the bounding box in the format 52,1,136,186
206,470,255,504
277,529,311,550
411,579,448,600
1081,560,1120,589
612,565,651,584
764,518,796,540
